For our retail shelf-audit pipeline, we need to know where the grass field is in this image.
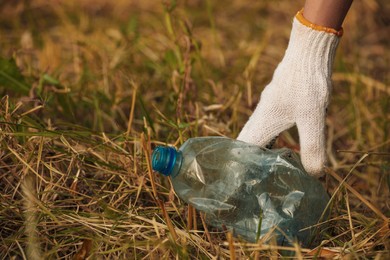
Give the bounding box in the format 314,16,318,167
0,0,389,259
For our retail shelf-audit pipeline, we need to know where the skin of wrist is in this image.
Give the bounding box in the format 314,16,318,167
296,9,343,37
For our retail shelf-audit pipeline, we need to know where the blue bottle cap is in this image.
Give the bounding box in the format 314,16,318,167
151,146,178,176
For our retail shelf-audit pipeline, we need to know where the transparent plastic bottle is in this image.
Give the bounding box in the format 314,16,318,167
152,136,329,247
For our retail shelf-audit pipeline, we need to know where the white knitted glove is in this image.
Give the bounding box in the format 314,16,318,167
237,12,341,177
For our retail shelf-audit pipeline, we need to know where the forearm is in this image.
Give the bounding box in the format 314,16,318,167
303,0,353,30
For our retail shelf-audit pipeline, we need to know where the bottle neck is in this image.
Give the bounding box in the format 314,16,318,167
170,152,182,178
152,146,183,177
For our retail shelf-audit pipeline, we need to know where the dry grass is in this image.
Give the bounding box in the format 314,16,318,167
0,0,389,259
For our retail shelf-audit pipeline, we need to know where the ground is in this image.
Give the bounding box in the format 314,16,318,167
0,0,389,259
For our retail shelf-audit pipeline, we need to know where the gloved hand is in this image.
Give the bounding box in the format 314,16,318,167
237,11,342,177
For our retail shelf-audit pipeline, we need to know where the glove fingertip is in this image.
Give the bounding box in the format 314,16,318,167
301,154,327,178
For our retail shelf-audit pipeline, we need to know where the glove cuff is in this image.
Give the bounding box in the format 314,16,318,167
280,12,341,80
296,9,343,37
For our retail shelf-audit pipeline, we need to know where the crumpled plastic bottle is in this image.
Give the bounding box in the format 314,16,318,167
152,136,330,247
